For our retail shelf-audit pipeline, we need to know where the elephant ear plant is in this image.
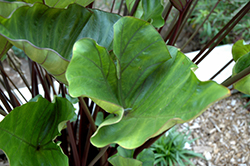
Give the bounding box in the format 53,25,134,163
0,0,249,165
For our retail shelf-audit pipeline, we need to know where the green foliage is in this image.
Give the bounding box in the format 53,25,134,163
66,17,229,148
189,0,250,44
150,127,204,166
232,40,250,95
0,0,245,165
0,97,76,166
0,3,120,83
232,40,250,61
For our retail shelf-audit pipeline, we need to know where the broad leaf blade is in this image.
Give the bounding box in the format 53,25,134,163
0,3,120,84
0,97,76,166
232,39,250,61
141,0,165,28
233,52,250,95
91,46,230,148
113,17,171,107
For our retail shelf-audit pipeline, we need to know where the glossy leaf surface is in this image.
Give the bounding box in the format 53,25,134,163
232,39,250,61
17,0,94,8
0,97,76,166
0,3,120,83
67,17,230,149
141,0,164,28
233,52,250,95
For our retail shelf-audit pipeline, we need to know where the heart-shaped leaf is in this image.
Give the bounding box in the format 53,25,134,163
17,0,94,8
66,17,230,149
0,3,120,83
232,39,250,61
233,52,250,95
0,97,76,166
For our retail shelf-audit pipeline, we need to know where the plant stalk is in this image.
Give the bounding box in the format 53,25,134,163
192,1,250,63
78,97,97,132
88,146,109,166
67,121,80,166
210,59,234,80
221,65,250,87
129,0,141,16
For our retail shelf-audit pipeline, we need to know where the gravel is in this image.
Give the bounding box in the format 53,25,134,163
179,93,250,165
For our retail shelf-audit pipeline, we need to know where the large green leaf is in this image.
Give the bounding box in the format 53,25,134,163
0,3,120,84
67,17,170,136
0,97,76,166
141,0,164,28
232,39,250,61
66,17,229,149
233,52,250,95
16,0,94,8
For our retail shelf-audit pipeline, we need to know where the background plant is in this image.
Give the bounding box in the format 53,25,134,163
189,0,250,44
150,127,204,166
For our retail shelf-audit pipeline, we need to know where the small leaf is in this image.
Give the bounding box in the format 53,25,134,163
108,155,142,166
233,52,250,95
95,112,104,126
136,149,155,166
0,97,76,166
232,39,250,61
117,146,134,158
141,0,165,28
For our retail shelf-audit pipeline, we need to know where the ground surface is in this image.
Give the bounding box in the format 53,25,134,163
181,94,250,166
